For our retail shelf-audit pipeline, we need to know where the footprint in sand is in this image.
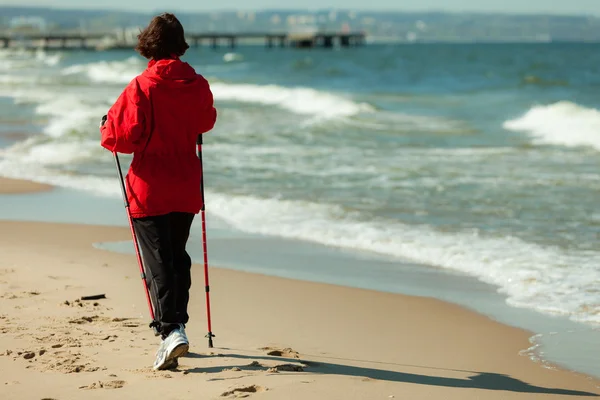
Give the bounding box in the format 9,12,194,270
8,345,103,374
222,367,243,372
128,367,176,378
69,315,100,325
260,347,300,359
246,361,262,369
0,268,15,276
33,334,81,349
0,327,13,334
221,385,266,398
68,315,135,327
1,292,18,300
48,360,102,374
267,364,305,373
245,360,305,373
0,291,40,299
79,380,126,390
62,299,103,310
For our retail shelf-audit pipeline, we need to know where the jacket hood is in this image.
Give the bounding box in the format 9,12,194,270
142,58,198,85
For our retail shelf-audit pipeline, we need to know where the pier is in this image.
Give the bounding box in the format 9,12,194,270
0,31,366,51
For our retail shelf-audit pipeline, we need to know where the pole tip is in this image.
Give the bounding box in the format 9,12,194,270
206,332,215,348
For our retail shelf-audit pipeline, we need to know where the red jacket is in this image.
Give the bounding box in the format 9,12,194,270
101,58,217,218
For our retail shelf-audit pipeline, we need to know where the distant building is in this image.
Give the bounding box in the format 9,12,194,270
9,16,47,32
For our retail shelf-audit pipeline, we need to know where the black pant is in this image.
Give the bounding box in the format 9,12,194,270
133,212,194,338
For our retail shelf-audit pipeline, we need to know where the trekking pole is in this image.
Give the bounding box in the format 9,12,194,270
113,151,159,336
197,134,215,348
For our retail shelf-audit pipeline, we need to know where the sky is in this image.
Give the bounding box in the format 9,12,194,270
1,0,600,16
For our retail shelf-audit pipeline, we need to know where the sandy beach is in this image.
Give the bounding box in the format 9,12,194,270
0,180,599,400
0,177,53,194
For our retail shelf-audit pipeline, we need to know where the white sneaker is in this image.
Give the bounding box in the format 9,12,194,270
153,328,189,371
178,324,189,345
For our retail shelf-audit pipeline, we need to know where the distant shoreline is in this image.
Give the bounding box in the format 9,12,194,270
2,6,600,43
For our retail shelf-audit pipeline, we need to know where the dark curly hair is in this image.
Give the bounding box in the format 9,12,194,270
135,13,189,60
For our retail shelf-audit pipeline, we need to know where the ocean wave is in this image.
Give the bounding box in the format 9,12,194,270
58,57,371,119
345,111,470,134
0,50,62,86
35,50,62,67
1,138,101,166
210,82,373,118
34,94,109,138
61,56,144,84
504,101,600,151
0,48,62,69
0,74,42,85
0,84,116,140
204,192,600,327
223,52,244,63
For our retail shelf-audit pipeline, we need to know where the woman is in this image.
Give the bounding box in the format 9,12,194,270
100,13,217,370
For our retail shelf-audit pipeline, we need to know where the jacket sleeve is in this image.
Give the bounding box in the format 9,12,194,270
100,78,150,154
198,77,217,135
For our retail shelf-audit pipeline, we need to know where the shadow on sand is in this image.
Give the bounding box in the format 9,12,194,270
180,352,599,397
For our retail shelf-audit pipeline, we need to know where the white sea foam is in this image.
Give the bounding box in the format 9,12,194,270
210,82,373,118
1,47,64,66
61,56,144,84
0,74,40,84
504,101,600,151
34,94,108,138
2,139,100,165
0,48,61,70
0,83,115,140
204,192,600,326
34,49,62,66
223,52,244,63
58,57,371,119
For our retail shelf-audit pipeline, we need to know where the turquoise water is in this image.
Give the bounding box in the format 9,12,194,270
0,44,599,377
